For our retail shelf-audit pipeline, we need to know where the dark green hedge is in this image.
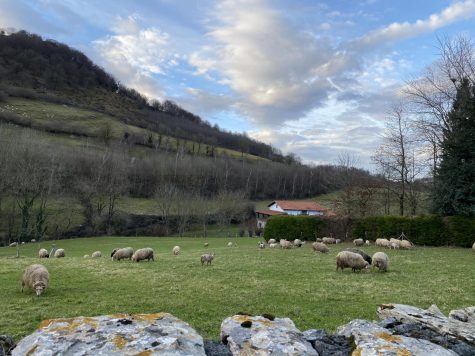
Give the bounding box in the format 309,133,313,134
264,215,322,241
353,215,474,247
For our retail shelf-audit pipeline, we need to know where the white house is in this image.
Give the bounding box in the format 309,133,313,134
255,200,333,228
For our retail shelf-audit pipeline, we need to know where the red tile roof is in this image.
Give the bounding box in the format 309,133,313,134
255,209,285,216
268,200,326,211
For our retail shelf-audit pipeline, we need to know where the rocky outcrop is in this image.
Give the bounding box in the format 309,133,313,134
12,313,205,356
302,329,352,355
220,314,317,355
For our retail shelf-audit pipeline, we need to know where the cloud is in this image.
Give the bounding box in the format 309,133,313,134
179,88,235,115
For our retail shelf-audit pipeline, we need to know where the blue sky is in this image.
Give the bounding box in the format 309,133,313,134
1,0,474,168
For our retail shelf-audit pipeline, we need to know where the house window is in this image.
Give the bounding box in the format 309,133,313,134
301,210,308,215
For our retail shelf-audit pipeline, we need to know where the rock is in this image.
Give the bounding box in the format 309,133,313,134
12,313,205,356
378,303,475,346
0,335,15,356
203,339,232,356
302,329,351,356
220,314,317,355
337,319,457,355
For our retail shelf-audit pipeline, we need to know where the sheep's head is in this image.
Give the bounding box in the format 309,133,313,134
33,281,46,296
364,261,370,269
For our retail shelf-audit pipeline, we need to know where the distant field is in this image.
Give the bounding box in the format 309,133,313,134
1,237,473,342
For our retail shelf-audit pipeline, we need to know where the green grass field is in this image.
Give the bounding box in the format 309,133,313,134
1,237,474,342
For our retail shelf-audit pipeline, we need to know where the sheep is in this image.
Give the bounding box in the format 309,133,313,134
132,248,154,262
472,242,475,252
258,242,265,249
269,243,277,248
345,248,372,265
54,249,65,258
365,240,371,246
372,252,389,272
83,254,90,258
399,240,413,249
112,247,134,261
322,237,336,244
204,242,209,247
227,242,233,247
38,249,49,258
335,239,341,244
312,242,329,253
353,238,364,246
280,240,293,249
92,251,102,258
316,238,323,242
336,251,370,272
31,239,36,243
376,238,390,248
111,248,120,258
389,238,400,249
294,239,303,247
201,253,214,266
9,242,17,247
172,246,181,255
268,239,276,244
21,264,49,296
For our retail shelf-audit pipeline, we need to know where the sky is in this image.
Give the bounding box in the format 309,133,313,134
1,0,475,169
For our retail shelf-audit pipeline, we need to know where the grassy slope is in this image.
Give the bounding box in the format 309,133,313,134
1,236,474,341
0,97,264,161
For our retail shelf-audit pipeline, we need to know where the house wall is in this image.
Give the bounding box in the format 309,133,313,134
284,209,323,216
269,203,284,212
257,218,267,228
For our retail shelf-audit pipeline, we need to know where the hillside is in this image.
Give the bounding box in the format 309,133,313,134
0,30,288,162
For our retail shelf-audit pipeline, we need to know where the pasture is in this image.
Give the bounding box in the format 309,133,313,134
1,236,474,342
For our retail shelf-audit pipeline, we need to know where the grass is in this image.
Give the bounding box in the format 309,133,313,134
1,237,474,343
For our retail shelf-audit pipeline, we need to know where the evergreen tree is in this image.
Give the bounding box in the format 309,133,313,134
433,78,475,216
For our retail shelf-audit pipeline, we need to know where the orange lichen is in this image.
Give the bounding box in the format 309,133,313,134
232,315,272,326
39,317,98,333
133,313,167,321
374,345,411,356
352,347,362,356
134,351,152,356
113,335,127,349
111,313,130,319
375,332,402,342
26,345,38,356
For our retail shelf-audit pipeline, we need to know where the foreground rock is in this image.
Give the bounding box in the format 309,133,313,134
0,335,15,356
302,329,351,355
338,319,457,355
220,314,317,355
12,312,205,356
378,304,475,346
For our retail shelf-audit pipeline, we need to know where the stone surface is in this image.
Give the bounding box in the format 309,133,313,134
377,303,475,346
12,312,205,356
337,319,457,355
302,329,351,356
220,314,317,355
203,339,232,356
0,335,15,356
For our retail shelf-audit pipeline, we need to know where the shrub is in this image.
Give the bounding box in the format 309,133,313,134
264,215,323,241
445,216,475,247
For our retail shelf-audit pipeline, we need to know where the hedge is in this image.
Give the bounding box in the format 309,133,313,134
263,215,323,241
352,215,474,247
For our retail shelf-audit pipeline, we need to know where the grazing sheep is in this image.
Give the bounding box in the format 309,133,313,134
9,242,17,247
112,247,134,261
312,242,329,253
472,242,475,252
345,248,372,265
268,239,276,244
280,240,293,249
269,243,277,248
54,249,65,258
389,238,400,249
294,239,303,247
372,252,389,272
336,251,369,272
316,238,322,242
21,264,49,296
335,239,341,244
353,238,364,246
92,251,101,258
31,239,36,243
322,237,336,244
399,240,413,249
376,238,390,248
83,254,90,258
204,242,209,247
172,246,181,255
38,249,49,258
132,248,154,262
227,242,233,247
365,240,371,246
258,241,265,249
111,248,120,258
201,253,214,266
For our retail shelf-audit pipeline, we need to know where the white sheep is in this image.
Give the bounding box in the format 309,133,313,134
268,239,276,244
172,246,181,255
83,254,90,258
353,238,364,246
294,239,303,247
112,247,134,261
280,240,293,249
227,242,233,247
54,249,65,258
201,253,214,266
312,242,329,253
335,239,341,244
9,242,17,247
92,251,102,258
269,243,277,248
204,242,209,247
258,242,265,249
336,251,369,272
372,252,389,272
376,238,390,248
322,237,336,244
365,240,371,246
38,249,49,258
399,240,413,249
132,248,154,262
472,242,475,252
21,264,49,296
